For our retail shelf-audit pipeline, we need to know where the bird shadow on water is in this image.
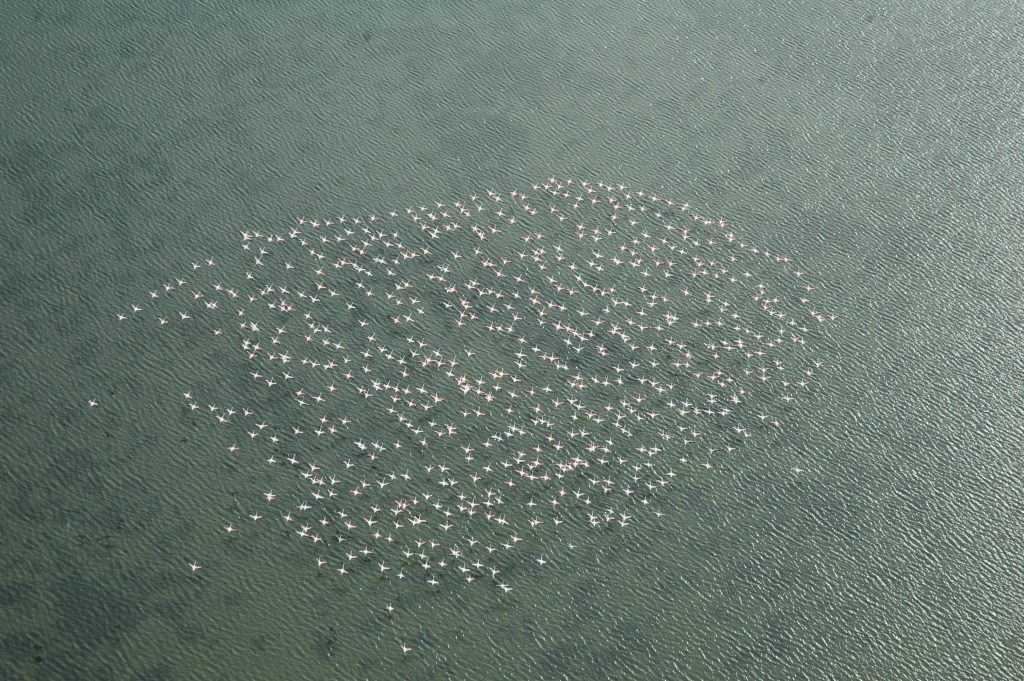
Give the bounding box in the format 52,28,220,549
540,622,654,680
0,629,49,674
27,4,81,28
128,662,179,681
720,609,799,678
50,573,142,655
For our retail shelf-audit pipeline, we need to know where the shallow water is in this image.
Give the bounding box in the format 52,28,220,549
2,0,1023,679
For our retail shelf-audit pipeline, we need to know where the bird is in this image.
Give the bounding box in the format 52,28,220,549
106,177,836,661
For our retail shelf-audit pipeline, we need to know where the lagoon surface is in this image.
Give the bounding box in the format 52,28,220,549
2,1,1022,679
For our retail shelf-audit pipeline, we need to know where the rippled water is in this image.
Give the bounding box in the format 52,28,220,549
101,178,838,670
2,0,1023,679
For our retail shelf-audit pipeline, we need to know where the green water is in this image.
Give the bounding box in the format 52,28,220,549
2,0,1023,679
